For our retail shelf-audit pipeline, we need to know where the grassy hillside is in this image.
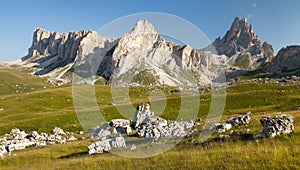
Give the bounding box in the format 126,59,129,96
0,67,51,95
1,82,299,135
0,67,299,169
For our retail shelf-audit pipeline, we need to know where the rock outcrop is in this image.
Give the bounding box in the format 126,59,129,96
133,102,154,128
253,114,294,138
137,116,194,140
226,111,251,126
109,119,132,134
132,103,194,140
212,17,274,70
87,103,195,154
0,127,78,158
88,135,126,155
208,112,251,134
209,123,232,133
265,45,300,75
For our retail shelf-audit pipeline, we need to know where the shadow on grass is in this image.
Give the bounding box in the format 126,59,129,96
59,151,89,159
214,133,254,143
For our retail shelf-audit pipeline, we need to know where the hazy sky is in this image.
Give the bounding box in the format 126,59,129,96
0,0,299,61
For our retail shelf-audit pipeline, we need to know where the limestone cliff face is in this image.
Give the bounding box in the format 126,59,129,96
26,28,89,61
23,28,116,85
25,28,112,64
213,17,274,70
26,28,60,58
266,45,300,75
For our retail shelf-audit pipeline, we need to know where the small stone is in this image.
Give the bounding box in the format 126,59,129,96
130,144,136,150
293,107,300,111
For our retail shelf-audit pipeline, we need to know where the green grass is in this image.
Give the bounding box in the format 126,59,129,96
0,130,299,169
0,68,300,169
233,53,252,69
132,69,159,85
0,67,51,95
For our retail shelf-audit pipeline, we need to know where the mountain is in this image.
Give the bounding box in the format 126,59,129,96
20,20,223,86
11,17,296,86
212,17,274,70
265,45,300,76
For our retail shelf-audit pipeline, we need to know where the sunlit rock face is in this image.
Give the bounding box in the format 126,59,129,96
23,19,224,86
212,17,274,70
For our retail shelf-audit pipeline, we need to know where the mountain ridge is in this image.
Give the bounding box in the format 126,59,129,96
6,17,299,86
20,20,224,86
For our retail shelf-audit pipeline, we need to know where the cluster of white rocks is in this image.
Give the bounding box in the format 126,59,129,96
89,124,112,140
209,112,296,141
0,127,76,158
88,135,126,154
137,116,194,140
87,122,128,155
226,112,251,126
253,114,294,138
210,123,232,133
89,118,132,140
133,103,194,140
88,103,195,154
210,112,251,133
87,121,128,155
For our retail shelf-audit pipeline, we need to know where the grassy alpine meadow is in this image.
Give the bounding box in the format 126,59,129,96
0,68,300,169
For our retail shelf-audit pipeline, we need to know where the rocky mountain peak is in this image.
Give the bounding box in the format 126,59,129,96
130,20,157,35
225,17,259,48
212,17,274,70
33,28,52,42
112,20,160,62
213,17,262,57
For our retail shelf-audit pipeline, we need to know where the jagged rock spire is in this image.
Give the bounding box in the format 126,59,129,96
130,20,157,35
212,17,274,68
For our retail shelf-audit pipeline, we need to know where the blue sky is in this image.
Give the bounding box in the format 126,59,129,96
0,0,300,61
